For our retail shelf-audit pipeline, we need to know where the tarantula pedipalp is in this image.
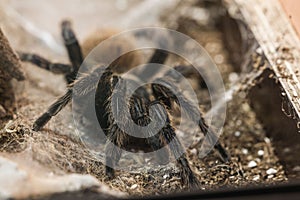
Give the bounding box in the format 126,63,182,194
19,20,229,189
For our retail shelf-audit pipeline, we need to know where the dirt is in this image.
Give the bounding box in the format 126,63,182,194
0,0,290,198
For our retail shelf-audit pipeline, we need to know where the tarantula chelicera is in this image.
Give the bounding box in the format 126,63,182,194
19,20,229,188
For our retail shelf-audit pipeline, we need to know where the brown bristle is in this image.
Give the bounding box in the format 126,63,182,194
82,28,141,73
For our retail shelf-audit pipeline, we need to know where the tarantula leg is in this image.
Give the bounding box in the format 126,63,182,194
164,65,198,79
146,133,170,165
104,124,125,179
151,81,230,162
139,49,169,80
164,65,207,89
161,124,200,188
18,52,72,74
61,20,83,83
148,101,200,188
33,89,72,131
148,49,169,64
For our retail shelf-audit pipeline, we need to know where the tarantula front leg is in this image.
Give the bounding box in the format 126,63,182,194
61,20,83,83
18,52,72,74
33,89,72,131
31,20,101,131
32,66,108,131
151,80,230,162
19,20,83,84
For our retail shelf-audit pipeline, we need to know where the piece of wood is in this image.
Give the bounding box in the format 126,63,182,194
0,28,25,120
0,28,25,81
233,0,300,121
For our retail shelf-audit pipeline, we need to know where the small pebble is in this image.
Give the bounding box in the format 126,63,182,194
234,131,241,137
163,174,169,179
253,175,260,181
267,174,274,179
264,137,271,143
248,161,257,168
266,168,277,175
190,148,197,155
242,148,248,155
276,59,283,65
130,184,138,190
257,150,264,156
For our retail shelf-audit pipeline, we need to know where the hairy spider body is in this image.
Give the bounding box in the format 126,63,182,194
91,69,199,186
19,20,229,189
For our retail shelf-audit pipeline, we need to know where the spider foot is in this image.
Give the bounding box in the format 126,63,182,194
181,170,201,190
189,176,201,190
32,113,51,131
105,166,115,180
215,143,231,163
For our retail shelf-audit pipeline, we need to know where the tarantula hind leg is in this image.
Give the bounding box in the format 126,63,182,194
151,80,230,163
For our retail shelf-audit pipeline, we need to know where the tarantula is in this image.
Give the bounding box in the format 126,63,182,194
19,20,229,188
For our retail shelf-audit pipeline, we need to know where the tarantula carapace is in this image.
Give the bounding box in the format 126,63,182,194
19,20,229,188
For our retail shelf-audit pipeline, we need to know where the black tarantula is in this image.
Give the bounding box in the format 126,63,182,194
19,20,229,189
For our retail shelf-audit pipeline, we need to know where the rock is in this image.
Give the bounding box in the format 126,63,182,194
257,150,264,156
266,168,278,175
247,161,257,168
234,131,241,137
241,148,248,155
130,184,138,190
252,175,260,181
0,156,125,199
